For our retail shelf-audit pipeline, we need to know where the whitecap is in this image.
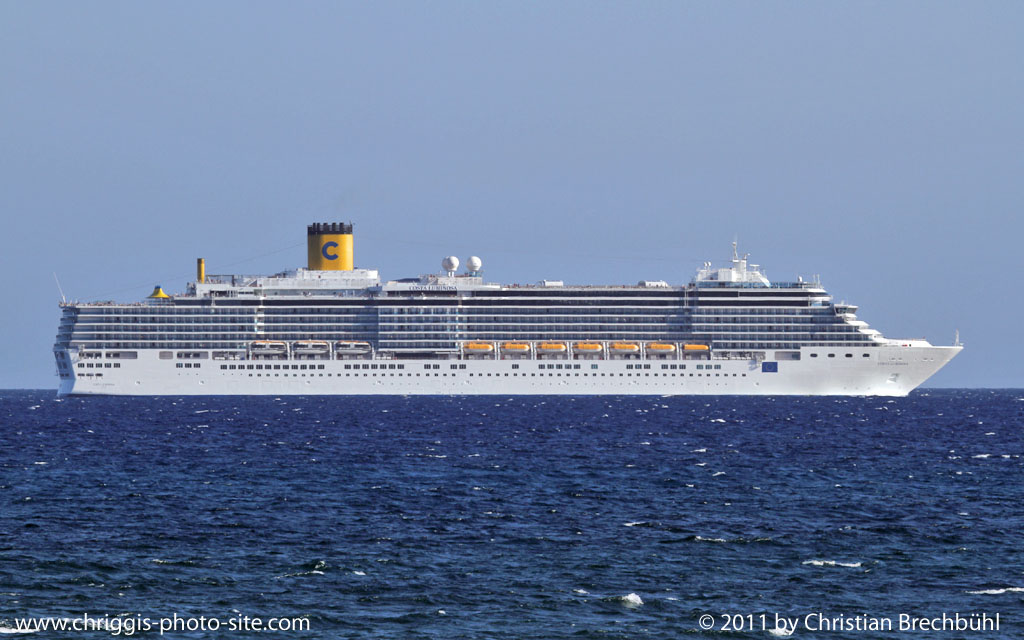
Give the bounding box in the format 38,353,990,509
573,588,589,595
972,454,991,459
712,471,726,477
710,418,726,423
966,587,1024,595
694,536,727,543
32,462,46,466
620,593,644,607
0,627,39,634
623,521,647,527
802,559,861,568
692,448,707,453
768,626,794,637
352,570,366,576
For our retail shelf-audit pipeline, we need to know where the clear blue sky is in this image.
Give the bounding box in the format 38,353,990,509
1,2,1020,389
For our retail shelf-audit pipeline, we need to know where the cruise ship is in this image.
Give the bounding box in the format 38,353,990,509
54,223,961,396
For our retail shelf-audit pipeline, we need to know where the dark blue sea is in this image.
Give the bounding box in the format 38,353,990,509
1,390,1022,638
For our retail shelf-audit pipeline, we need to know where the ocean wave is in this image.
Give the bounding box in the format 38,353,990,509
966,587,1024,595
802,559,862,568
615,593,643,608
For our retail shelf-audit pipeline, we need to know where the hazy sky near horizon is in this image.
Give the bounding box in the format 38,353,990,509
1,1,1021,389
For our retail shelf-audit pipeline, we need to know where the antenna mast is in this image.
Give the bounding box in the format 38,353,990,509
53,272,67,304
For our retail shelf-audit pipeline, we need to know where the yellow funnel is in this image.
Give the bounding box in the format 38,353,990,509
307,222,354,270
148,285,170,299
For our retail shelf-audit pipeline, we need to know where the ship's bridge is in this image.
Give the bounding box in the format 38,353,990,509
695,243,771,287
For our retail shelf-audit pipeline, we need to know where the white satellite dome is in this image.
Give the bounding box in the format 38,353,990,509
442,256,460,273
466,256,482,272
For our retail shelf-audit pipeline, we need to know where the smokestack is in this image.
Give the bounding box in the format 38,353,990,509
307,222,354,271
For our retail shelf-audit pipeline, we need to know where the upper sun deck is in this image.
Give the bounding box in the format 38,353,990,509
62,242,825,308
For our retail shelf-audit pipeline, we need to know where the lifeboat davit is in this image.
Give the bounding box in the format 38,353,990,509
609,342,640,354
501,342,531,353
293,340,331,354
683,344,710,351
573,342,603,354
250,340,287,355
464,342,495,352
336,341,372,355
536,342,567,354
646,342,677,353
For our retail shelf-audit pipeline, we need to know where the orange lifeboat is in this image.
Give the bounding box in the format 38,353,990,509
573,342,603,354
646,342,677,353
501,342,531,353
464,342,495,352
536,342,567,354
609,342,640,354
683,344,710,351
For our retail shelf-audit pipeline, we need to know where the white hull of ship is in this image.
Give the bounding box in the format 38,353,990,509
58,345,961,397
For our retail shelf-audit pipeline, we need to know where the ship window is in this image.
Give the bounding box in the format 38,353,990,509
512,364,519,370
247,365,254,370
318,365,325,369
828,353,835,358
810,353,818,358
176,363,183,368
845,353,853,358
863,353,870,358
114,363,120,368
626,364,633,370
591,364,598,370
715,365,721,370
274,365,281,370
159,352,173,359
221,365,227,370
